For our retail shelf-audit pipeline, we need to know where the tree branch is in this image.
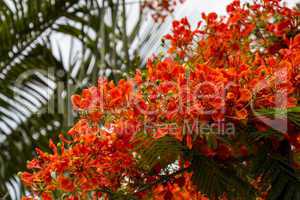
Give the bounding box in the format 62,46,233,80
134,166,191,194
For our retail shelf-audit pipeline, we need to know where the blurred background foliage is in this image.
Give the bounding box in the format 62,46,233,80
0,0,179,199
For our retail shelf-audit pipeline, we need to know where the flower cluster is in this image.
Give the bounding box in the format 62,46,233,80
142,0,186,22
21,121,135,199
164,17,201,58
21,0,300,199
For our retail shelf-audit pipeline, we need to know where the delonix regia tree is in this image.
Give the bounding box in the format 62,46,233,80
0,0,184,198
21,0,300,199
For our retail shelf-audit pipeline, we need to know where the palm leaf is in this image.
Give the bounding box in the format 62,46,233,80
0,0,79,71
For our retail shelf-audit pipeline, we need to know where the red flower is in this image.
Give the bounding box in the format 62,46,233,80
26,159,41,169
20,172,33,186
58,176,75,192
235,108,248,120
207,12,218,22
41,193,53,200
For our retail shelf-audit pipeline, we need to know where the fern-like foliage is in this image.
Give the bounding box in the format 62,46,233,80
133,134,257,200
256,107,300,127
252,146,300,200
191,153,256,200
134,134,186,171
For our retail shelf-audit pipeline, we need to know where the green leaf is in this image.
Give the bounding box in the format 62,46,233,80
191,153,256,200
256,107,300,127
252,146,300,200
134,134,186,170
54,24,84,38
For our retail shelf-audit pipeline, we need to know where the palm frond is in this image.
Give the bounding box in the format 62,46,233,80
0,0,79,71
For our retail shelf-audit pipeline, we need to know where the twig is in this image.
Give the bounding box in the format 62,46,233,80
134,166,191,194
